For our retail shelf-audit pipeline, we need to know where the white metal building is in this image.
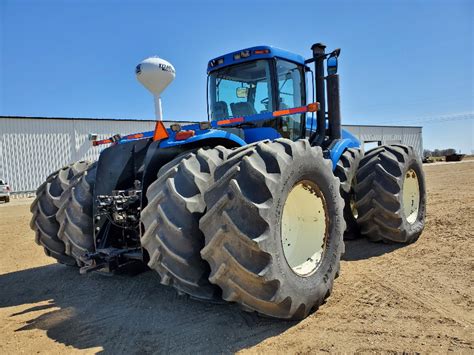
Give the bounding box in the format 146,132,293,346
344,124,423,156
0,116,422,193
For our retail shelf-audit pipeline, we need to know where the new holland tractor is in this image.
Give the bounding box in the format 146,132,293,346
30,43,426,320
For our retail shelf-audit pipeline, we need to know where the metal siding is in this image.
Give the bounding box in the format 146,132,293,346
0,117,423,193
343,125,423,157
0,118,155,192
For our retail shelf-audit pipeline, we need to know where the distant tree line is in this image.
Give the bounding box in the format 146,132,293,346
423,148,457,158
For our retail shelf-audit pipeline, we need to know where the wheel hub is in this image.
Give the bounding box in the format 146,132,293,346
281,180,328,277
402,168,420,224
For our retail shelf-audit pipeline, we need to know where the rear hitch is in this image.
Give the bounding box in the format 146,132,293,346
79,247,144,274
86,185,146,275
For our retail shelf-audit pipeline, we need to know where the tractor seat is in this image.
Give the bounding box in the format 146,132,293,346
212,101,229,120
230,102,257,117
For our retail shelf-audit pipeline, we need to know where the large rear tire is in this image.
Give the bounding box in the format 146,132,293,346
334,148,363,239
56,163,97,263
200,139,345,320
30,161,91,265
141,148,227,301
355,145,426,243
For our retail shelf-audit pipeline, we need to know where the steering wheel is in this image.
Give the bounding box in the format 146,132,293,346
260,97,269,105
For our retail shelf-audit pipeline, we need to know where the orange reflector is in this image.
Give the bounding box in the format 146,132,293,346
92,138,112,146
273,106,309,117
153,121,169,141
175,130,195,141
307,102,320,112
128,133,144,140
254,49,270,55
273,109,291,117
217,117,244,125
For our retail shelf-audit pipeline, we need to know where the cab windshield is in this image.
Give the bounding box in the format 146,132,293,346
208,58,306,140
208,60,274,120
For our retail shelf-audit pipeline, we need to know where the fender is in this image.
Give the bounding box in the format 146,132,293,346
243,127,281,143
142,130,245,206
329,129,361,169
158,129,246,149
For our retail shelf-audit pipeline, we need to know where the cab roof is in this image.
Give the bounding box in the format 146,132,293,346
207,45,307,73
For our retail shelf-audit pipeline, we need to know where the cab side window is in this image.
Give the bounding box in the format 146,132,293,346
275,59,305,140
276,60,304,108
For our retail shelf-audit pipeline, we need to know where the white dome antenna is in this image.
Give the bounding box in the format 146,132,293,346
136,57,176,121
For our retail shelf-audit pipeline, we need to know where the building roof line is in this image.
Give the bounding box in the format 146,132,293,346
0,115,196,123
343,124,422,129
0,116,422,128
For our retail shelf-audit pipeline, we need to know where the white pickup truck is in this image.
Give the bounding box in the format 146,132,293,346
0,179,11,203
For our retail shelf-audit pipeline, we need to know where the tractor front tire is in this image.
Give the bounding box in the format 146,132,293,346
334,148,363,239
141,148,227,301
200,139,345,320
56,163,97,263
30,161,91,265
355,145,426,243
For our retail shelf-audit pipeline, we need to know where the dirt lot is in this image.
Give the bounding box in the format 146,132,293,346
0,161,473,354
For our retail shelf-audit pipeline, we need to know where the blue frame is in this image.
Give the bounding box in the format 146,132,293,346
118,126,358,172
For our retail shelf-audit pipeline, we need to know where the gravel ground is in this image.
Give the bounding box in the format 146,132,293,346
0,161,472,354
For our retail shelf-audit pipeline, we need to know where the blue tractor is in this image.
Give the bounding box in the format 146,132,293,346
30,43,426,320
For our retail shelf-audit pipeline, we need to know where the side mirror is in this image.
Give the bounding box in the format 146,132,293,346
327,56,338,75
327,48,340,75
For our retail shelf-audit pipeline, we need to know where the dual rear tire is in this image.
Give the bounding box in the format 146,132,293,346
334,147,363,239
354,144,426,243
30,162,92,265
142,139,345,319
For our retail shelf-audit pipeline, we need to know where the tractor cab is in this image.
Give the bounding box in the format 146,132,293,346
207,46,308,141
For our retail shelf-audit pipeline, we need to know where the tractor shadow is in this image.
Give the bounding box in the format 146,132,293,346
0,239,407,353
0,264,295,354
342,237,406,261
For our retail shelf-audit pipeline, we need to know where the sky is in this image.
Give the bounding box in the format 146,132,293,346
1,0,473,153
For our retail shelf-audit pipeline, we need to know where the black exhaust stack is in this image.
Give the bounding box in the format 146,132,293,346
326,72,341,140
310,43,327,146
307,43,342,145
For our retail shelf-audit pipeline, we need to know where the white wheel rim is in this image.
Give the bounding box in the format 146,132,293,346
350,179,358,219
350,196,358,219
281,180,327,277
402,168,420,224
